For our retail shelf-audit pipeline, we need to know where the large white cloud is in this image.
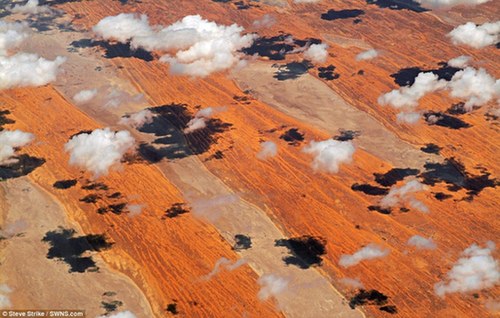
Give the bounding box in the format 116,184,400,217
435,242,499,297
257,274,289,301
448,67,500,111
339,244,390,267
0,21,30,55
93,14,256,77
303,43,328,64
448,21,500,49
302,139,355,173
64,128,135,177
0,129,34,165
9,0,51,15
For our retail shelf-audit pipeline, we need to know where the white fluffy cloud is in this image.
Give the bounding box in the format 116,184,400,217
435,242,499,297
302,139,355,173
447,55,471,68
407,235,437,250
448,67,500,111
98,311,136,318
0,53,66,89
258,274,289,301
380,179,429,213
416,0,491,7
127,204,144,217
339,277,364,289
252,14,276,29
119,109,154,128
0,21,30,55
0,129,34,165
356,49,379,61
448,21,500,49
64,128,135,177
303,43,328,64
73,89,97,104
257,141,278,160
0,284,12,309
184,107,225,133
339,244,390,268
10,0,51,15
203,257,247,280
94,14,256,77
396,111,422,124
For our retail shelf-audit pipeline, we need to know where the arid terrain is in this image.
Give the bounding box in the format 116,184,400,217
0,0,498,317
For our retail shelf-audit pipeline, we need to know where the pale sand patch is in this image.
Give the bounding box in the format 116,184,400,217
0,177,152,317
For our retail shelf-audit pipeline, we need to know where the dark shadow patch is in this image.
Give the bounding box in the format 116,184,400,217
98,203,127,215
0,155,45,180
107,192,122,199
368,205,392,214
80,194,99,204
0,110,14,131
380,305,398,314
42,227,113,273
166,303,179,315
373,168,420,187
366,0,428,12
318,65,340,81
420,143,441,154
419,158,498,199
351,183,389,196
334,129,360,141
69,130,93,139
70,39,154,61
205,150,225,161
233,234,252,251
53,179,77,189
101,300,123,315
321,9,364,20
138,103,232,162
424,111,471,130
273,61,313,81
162,203,189,219
391,63,461,87
279,128,304,146
434,192,452,201
447,103,467,115
349,289,389,309
275,235,326,269
242,34,321,61
82,182,109,191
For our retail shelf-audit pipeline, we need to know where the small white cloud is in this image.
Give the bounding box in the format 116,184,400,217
435,241,499,297
190,194,239,222
184,107,225,134
448,21,500,49
98,311,136,318
0,21,30,55
64,128,135,177
252,14,276,29
127,204,144,217
380,179,429,213
258,274,289,301
294,0,322,3
203,257,247,280
303,43,328,64
104,88,145,109
119,109,154,128
339,243,389,268
416,0,492,8
396,111,421,124
447,55,471,68
0,129,34,165
73,89,97,105
0,284,12,309
257,141,278,160
9,0,51,15
302,139,355,173
339,277,364,289
356,49,379,61
0,53,66,89
407,235,437,250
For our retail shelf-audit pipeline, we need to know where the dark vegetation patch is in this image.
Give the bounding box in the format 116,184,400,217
420,143,441,154
391,63,461,87
321,9,364,21
242,33,321,61
373,168,420,187
424,111,471,129
366,0,428,12
434,192,452,201
233,234,252,251
53,179,77,189
368,205,392,214
0,110,14,131
418,158,498,200
70,39,154,61
318,65,340,80
162,203,189,219
0,155,45,180
275,235,326,269
138,103,232,162
42,227,113,273
351,183,389,196
279,128,304,146
334,129,360,141
273,61,313,81
166,302,179,315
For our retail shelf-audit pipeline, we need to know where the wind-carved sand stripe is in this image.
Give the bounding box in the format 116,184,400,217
232,62,432,169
